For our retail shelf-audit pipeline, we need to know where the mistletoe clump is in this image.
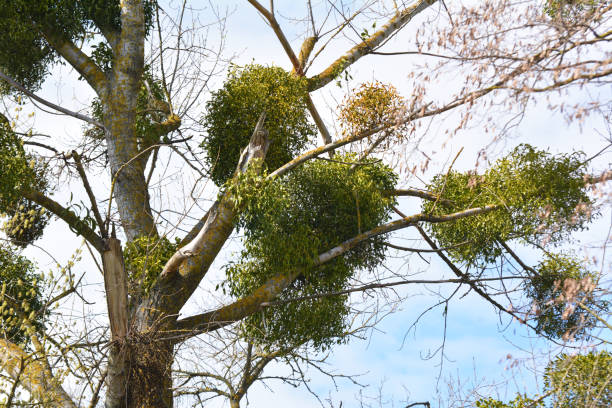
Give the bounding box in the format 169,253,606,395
123,236,179,296
202,64,316,186
0,123,50,247
339,81,407,147
525,253,607,340
226,155,397,350
423,144,593,267
0,243,46,344
544,351,612,407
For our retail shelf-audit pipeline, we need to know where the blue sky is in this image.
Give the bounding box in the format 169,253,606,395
10,1,611,407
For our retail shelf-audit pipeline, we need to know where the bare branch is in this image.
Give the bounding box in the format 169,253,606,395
0,70,104,129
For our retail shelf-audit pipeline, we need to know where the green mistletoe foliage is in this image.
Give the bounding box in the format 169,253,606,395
545,0,603,17
202,64,316,186
476,351,612,408
0,123,50,247
476,395,544,408
124,236,179,296
0,243,46,344
422,145,606,339
544,351,612,408
226,155,397,350
0,0,156,93
423,144,593,267
525,253,607,340
0,123,36,209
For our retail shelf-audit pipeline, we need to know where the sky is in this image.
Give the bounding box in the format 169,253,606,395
4,1,611,407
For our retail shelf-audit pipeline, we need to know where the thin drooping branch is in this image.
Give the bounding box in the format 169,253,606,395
384,240,471,253
0,70,104,129
497,239,538,275
259,276,520,308
416,225,526,325
385,188,453,205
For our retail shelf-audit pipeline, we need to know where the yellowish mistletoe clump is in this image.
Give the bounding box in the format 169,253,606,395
339,81,407,148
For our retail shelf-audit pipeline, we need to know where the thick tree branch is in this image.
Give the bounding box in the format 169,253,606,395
307,0,438,91
247,0,303,75
296,36,317,73
23,189,105,252
103,0,157,242
416,226,526,324
173,204,499,337
160,113,269,281
39,28,108,97
305,93,333,147
149,113,182,139
132,113,270,332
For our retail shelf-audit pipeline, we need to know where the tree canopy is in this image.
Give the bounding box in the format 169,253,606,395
0,1,610,407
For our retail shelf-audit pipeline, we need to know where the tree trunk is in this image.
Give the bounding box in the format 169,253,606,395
126,337,174,408
106,338,174,408
104,0,156,242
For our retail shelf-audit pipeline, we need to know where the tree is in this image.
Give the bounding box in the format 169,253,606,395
475,313,612,408
0,1,610,407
